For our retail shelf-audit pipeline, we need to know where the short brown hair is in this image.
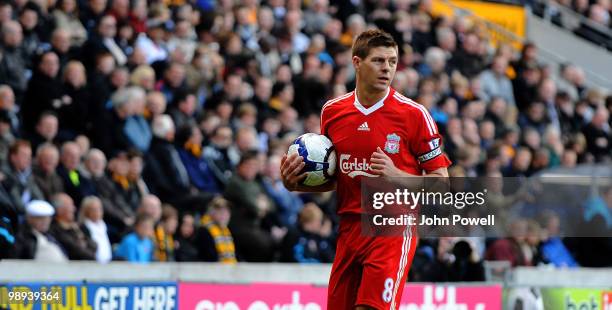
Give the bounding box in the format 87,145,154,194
9,139,31,156
208,196,230,211
352,29,397,59
161,205,178,222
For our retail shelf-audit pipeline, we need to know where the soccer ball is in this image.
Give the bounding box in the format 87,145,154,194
287,133,337,186
506,287,544,310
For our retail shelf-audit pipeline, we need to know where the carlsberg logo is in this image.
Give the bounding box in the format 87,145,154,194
340,154,377,178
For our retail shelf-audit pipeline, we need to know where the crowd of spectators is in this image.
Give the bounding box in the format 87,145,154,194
530,0,612,50
0,0,610,280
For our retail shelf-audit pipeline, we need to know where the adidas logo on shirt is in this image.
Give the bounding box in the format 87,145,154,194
358,122,370,131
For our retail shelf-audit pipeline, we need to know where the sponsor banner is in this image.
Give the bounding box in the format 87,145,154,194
432,0,525,50
0,282,177,310
178,283,501,310
505,287,612,310
178,283,326,310
403,284,502,309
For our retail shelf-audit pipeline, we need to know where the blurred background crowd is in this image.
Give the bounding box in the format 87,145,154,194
0,0,610,282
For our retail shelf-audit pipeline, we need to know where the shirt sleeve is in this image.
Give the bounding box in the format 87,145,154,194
410,108,452,173
320,104,330,136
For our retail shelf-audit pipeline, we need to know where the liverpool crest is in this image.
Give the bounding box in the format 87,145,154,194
384,133,401,154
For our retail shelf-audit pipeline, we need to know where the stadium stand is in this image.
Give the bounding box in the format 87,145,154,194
0,0,610,286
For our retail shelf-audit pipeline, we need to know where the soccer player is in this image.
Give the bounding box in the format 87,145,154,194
280,29,451,309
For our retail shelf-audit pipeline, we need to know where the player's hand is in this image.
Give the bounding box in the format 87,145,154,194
370,147,403,177
280,153,307,191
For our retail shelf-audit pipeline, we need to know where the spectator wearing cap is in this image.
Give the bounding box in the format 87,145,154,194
56,141,95,205
135,19,169,64
175,124,221,194
3,140,45,213
194,196,237,263
0,21,27,104
115,213,155,263
79,196,112,263
15,200,68,262
32,143,64,200
49,192,97,260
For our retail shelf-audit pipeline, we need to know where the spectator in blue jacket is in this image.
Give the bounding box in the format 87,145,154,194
175,124,221,194
115,213,154,263
539,210,578,267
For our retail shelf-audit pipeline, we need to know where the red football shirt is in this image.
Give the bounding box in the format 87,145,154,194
321,87,451,215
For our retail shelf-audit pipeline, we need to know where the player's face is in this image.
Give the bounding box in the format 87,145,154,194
354,46,398,92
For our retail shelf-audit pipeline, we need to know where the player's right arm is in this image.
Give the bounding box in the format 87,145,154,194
280,153,336,193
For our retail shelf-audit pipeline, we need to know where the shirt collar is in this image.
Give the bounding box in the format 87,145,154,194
354,87,390,116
